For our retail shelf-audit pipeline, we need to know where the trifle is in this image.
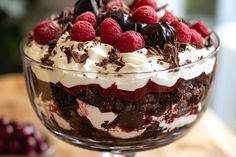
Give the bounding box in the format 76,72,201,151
22,0,219,154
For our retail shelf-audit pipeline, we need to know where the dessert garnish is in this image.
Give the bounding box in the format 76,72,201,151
132,5,158,25
71,21,96,42
98,10,129,31
26,0,214,70
116,30,145,52
75,11,97,27
130,0,158,11
33,20,59,45
99,17,122,45
159,11,176,24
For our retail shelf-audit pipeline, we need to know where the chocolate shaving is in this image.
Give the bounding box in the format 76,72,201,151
69,52,79,63
93,39,100,45
108,49,119,63
65,22,73,32
52,50,57,55
77,43,84,51
115,58,125,67
95,59,109,69
164,44,179,68
115,57,125,72
64,47,88,64
108,49,125,72
65,35,70,42
57,8,74,24
41,54,54,66
115,66,123,72
60,42,90,64
64,48,72,63
55,8,74,34
94,48,126,71
178,44,187,52
147,46,160,55
79,53,89,63
149,42,179,68
60,46,65,52
185,59,192,65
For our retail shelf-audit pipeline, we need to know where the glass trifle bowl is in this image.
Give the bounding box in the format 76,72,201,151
21,0,220,156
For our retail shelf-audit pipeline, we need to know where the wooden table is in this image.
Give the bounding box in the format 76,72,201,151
0,74,236,157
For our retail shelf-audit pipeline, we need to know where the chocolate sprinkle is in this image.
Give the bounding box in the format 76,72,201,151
94,48,125,71
41,54,54,66
64,48,73,64
115,58,125,72
95,59,109,69
108,49,119,63
48,42,57,55
77,43,84,51
54,8,74,35
71,52,80,63
149,43,179,68
79,53,89,64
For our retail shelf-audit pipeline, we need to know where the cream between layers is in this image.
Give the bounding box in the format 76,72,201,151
25,32,216,91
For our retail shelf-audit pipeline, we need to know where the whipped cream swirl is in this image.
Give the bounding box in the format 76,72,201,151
24,32,216,91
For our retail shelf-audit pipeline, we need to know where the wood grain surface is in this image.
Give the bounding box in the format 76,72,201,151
0,74,236,157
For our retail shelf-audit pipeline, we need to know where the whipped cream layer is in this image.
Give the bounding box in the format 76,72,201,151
25,32,216,91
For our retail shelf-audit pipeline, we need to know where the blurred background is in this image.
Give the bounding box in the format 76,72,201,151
0,0,235,134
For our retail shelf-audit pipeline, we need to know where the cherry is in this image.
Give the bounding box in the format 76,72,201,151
98,10,129,31
37,142,49,153
0,117,10,126
8,139,21,154
0,124,14,139
0,139,6,153
0,117,49,155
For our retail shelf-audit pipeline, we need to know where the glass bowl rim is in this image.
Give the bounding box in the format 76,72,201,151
21,32,220,75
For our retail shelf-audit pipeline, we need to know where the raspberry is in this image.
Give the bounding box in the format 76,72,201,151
160,11,176,24
190,29,204,47
172,21,191,44
99,18,122,45
131,0,158,11
106,0,129,12
190,21,210,37
133,6,158,25
75,12,97,27
33,20,59,45
71,21,96,42
116,31,145,52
